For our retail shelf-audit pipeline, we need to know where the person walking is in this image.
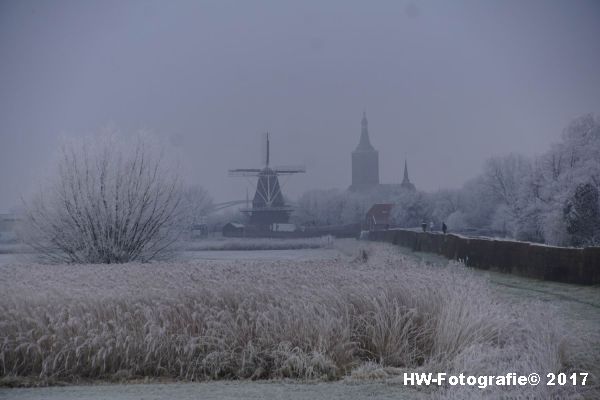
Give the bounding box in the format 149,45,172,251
430,221,435,232
421,221,427,232
442,222,447,234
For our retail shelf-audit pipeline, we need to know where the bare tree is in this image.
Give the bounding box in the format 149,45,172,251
22,135,183,263
181,185,213,227
482,154,531,208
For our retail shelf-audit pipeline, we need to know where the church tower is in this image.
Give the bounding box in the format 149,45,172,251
350,112,379,191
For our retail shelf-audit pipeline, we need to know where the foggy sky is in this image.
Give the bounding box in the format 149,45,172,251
1,0,600,212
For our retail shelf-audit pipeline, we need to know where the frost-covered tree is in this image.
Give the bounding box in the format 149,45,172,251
295,187,400,226
430,189,461,223
481,154,532,235
522,114,600,245
340,192,371,225
294,189,345,226
457,177,499,229
22,135,183,263
563,183,600,247
391,190,433,228
181,185,213,226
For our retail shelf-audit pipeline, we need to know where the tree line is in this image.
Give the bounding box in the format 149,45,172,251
293,114,600,247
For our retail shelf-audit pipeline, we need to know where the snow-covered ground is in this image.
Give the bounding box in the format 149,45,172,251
0,249,339,267
0,381,416,400
178,248,340,261
0,253,15,267
178,237,335,252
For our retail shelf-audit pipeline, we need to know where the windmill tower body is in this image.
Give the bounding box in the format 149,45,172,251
229,133,305,228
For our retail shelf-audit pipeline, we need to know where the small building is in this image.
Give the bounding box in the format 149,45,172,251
222,222,245,237
365,204,394,231
271,223,297,232
0,214,19,242
191,223,209,238
0,214,17,232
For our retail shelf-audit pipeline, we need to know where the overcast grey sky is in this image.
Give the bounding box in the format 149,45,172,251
1,0,600,211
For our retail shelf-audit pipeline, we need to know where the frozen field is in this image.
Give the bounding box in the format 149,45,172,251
0,254,15,268
178,248,340,261
0,239,598,399
0,249,340,267
0,381,415,400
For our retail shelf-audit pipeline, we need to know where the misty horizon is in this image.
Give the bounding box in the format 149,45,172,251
1,0,600,212
1,3,600,397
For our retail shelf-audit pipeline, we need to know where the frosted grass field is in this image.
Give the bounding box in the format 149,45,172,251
0,381,415,400
0,254,15,268
178,236,335,252
0,240,598,399
178,249,340,262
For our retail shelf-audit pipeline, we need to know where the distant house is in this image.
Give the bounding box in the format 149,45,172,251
0,213,19,242
365,204,394,231
222,222,245,237
0,214,17,232
270,223,297,232
191,223,209,238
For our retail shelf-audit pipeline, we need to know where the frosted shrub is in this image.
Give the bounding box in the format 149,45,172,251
21,135,182,263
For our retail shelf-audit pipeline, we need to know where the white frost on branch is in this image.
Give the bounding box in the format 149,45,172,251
21,133,184,263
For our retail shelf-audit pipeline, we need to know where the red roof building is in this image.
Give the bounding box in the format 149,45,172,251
365,203,394,231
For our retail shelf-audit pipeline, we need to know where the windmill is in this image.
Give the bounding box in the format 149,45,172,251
229,133,305,228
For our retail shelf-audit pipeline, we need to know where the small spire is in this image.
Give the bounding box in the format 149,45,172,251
401,158,415,190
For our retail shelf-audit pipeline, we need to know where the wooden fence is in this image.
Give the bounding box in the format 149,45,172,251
368,229,600,285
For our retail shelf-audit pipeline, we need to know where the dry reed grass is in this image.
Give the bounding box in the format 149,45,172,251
0,242,597,398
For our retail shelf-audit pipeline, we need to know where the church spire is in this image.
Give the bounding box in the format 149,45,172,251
401,158,416,190
356,111,374,151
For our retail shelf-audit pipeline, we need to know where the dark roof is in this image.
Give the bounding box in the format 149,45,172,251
366,203,394,225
